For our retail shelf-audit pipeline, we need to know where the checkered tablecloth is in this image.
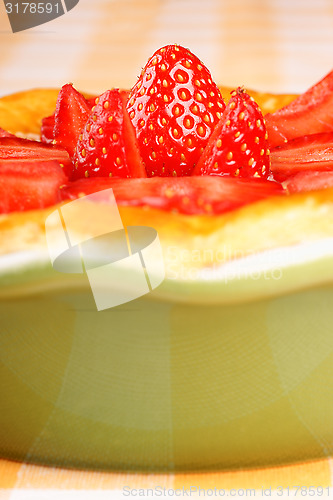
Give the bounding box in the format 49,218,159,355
1,0,333,497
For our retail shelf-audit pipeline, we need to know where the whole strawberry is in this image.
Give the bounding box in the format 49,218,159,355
193,88,271,179
127,44,225,177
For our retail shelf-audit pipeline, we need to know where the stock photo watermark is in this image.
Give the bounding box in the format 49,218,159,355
122,485,331,497
166,246,284,283
45,188,165,311
45,187,287,311
3,0,80,33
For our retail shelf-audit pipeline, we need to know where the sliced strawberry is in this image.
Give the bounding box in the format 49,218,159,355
53,84,91,154
0,136,71,171
270,132,333,182
41,91,96,147
119,90,147,178
127,44,225,177
61,176,283,215
86,96,99,108
0,127,15,138
86,93,129,108
265,70,333,148
73,88,146,180
41,114,55,144
283,170,333,194
0,160,66,213
53,84,91,165
193,88,271,179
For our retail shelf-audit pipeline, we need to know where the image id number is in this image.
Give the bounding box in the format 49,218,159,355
5,3,61,15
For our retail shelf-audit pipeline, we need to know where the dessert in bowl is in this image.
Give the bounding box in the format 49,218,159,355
0,45,333,471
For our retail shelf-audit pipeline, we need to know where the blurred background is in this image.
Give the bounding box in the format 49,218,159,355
0,0,333,97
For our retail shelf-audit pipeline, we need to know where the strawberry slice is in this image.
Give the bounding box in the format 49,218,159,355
283,171,333,194
127,44,225,177
0,160,66,213
41,90,97,146
0,136,71,170
41,115,55,144
193,88,271,179
270,132,333,181
265,70,333,148
61,176,283,215
0,127,15,138
52,84,91,168
87,97,99,108
73,88,146,180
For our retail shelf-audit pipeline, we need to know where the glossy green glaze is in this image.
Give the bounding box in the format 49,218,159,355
1,247,333,471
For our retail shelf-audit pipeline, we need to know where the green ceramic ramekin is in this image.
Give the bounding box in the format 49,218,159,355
1,234,333,471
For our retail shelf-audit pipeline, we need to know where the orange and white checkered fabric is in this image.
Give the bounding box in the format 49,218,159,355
0,0,333,96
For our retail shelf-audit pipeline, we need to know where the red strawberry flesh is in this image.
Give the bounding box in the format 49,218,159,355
41,114,55,144
0,127,15,138
270,132,333,181
266,70,333,148
73,88,146,180
0,137,71,170
61,176,283,215
53,84,91,169
41,90,97,146
283,170,333,194
0,160,66,213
